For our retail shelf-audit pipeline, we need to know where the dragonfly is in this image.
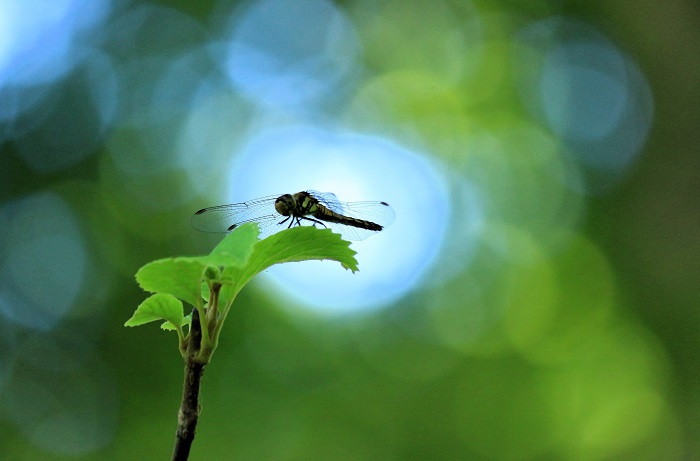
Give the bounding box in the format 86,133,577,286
192,190,395,241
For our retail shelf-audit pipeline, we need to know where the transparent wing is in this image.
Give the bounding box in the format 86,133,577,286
192,191,396,241
191,194,288,239
307,190,396,241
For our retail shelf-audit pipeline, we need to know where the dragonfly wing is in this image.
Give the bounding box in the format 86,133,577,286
340,200,396,229
191,195,281,234
307,191,344,214
192,191,395,241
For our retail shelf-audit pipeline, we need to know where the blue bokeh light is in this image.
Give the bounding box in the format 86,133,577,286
214,126,450,313
0,0,111,86
12,53,118,173
514,17,654,191
0,0,116,172
0,0,112,125
541,42,628,141
221,0,360,110
0,193,87,330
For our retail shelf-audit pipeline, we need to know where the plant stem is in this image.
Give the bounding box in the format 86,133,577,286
172,309,206,461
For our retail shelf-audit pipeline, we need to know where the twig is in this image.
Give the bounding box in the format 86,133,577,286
172,309,206,461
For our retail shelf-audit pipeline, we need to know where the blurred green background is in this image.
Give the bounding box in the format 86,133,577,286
1,0,698,459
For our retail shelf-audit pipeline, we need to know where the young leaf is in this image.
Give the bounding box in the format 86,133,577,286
251,225,359,273
125,293,184,328
136,257,208,307
138,224,259,310
204,222,259,267
221,226,358,300
162,312,192,330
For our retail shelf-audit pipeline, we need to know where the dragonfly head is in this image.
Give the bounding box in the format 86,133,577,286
274,194,296,216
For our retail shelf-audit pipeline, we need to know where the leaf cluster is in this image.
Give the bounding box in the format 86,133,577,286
125,224,358,362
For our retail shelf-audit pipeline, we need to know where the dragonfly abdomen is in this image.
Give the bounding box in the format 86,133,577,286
313,207,383,231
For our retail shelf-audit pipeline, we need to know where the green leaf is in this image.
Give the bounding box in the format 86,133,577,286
204,222,259,267
253,226,359,272
222,226,358,299
136,257,208,307
160,321,177,331
125,293,184,328
130,225,359,355
160,311,192,330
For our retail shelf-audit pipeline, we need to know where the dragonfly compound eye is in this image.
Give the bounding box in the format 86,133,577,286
274,194,295,216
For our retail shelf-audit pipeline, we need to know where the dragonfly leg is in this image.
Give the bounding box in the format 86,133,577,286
288,216,302,229
278,216,291,226
300,216,327,228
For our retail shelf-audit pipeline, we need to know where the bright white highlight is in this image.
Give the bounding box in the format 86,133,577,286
222,126,450,313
